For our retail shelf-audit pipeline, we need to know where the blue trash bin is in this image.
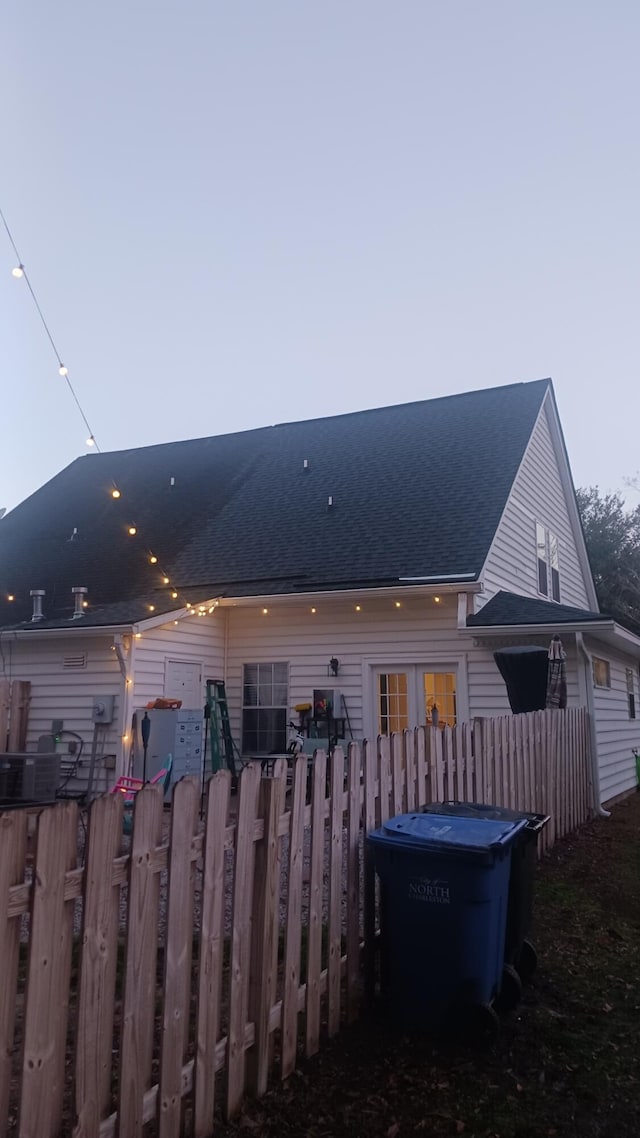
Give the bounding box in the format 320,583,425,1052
368,811,527,1034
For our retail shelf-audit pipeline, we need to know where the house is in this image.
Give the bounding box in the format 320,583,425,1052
1,377,638,805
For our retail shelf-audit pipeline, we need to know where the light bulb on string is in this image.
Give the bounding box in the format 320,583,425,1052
11,265,24,278
128,525,137,536
86,436,95,447
149,555,158,564
58,365,68,377
111,488,121,499
162,576,170,585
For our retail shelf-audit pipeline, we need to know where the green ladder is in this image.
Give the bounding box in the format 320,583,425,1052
206,680,243,777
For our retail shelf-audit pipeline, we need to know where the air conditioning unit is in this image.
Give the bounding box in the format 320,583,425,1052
0,753,61,804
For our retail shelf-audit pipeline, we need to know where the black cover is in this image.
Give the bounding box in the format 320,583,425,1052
493,646,548,713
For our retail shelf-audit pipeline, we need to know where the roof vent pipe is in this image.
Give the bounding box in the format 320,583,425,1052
30,589,45,622
71,586,88,619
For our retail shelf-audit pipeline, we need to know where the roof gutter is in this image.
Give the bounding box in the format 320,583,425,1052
467,619,615,639
215,581,484,607
0,622,134,640
575,632,610,818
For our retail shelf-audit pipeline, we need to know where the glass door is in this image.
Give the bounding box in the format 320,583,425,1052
374,666,458,735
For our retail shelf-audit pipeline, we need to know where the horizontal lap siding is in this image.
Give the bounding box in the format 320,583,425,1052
467,637,581,717
481,404,591,609
586,637,639,802
0,635,122,789
225,597,464,742
132,614,225,709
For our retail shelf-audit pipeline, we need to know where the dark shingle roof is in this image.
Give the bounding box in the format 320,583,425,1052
467,591,608,628
0,379,551,629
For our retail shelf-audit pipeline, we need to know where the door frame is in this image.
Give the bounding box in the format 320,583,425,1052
362,653,469,740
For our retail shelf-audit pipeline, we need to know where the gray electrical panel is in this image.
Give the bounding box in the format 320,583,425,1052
132,708,204,791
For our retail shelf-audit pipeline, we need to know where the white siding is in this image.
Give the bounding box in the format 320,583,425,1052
225,594,467,746
586,636,639,803
0,633,123,794
132,613,225,710
481,403,592,609
466,634,581,717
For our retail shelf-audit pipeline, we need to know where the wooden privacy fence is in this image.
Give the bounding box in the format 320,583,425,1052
0,681,31,754
0,707,592,1137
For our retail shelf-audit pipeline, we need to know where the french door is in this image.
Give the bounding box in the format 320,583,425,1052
373,665,458,736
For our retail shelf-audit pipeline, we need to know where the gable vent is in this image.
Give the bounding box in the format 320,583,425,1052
63,652,87,670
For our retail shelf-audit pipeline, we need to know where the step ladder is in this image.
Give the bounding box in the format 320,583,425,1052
206,680,243,777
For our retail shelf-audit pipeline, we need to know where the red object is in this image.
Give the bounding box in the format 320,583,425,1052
145,698,182,709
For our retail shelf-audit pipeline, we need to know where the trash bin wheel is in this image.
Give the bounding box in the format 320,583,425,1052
517,938,538,983
495,963,523,1014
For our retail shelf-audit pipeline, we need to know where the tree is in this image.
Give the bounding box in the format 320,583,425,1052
576,487,640,632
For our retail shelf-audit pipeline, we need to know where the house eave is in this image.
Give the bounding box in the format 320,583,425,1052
467,619,640,661
216,581,484,608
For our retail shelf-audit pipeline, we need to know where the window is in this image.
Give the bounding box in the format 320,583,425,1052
536,523,560,602
627,669,636,719
592,657,610,689
423,672,457,727
242,663,288,754
378,673,409,735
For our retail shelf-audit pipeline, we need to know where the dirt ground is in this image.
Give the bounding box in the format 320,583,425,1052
215,792,640,1138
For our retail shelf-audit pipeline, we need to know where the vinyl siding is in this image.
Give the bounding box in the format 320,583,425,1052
224,595,468,746
132,613,225,709
480,402,592,609
586,636,639,803
0,633,123,795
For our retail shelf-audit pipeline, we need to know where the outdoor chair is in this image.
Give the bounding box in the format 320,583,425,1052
111,754,173,833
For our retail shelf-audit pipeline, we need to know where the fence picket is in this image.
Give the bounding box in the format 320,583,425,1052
281,756,307,1078
19,801,77,1138
226,762,261,1118
194,772,231,1138
327,749,344,1037
75,793,124,1138
377,735,391,826
247,767,285,1098
118,786,164,1138
346,744,361,1023
362,740,377,1002
416,728,428,807
404,730,417,812
433,727,445,802
0,681,10,754
0,810,27,1137
391,733,404,817
305,751,327,1058
158,779,199,1138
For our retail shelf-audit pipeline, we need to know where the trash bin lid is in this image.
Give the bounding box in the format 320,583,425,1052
422,802,550,833
373,811,527,857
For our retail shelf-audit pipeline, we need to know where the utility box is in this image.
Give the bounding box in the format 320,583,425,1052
92,695,115,724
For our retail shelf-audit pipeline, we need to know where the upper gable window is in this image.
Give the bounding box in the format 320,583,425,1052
536,523,560,602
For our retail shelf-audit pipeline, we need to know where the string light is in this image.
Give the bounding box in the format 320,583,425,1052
111,489,121,500
311,607,316,613
7,594,14,602
395,601,402,608
149,605,155,612
162,576,170,584
127,525,137,536
1,205,101,450
149,554,157,564
86,437,95,447
262,607,269,615
355,604,361,612
433,595,441,604
82,600,89,608
171,590,178,599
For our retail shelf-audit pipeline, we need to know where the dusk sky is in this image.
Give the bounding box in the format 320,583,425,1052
1,1,638,512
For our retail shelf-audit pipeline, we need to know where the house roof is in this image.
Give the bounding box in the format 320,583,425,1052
467,590,609,628
0,379,551,630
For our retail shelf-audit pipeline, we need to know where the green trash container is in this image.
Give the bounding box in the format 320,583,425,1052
422,802,549,1006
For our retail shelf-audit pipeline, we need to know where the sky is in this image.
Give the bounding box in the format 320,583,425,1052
1,1,639,513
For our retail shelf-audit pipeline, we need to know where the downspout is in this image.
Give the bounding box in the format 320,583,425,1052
114,633,135,780
575,632,610,818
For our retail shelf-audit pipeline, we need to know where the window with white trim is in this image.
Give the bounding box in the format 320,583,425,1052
592,657,610,689
242,663,289,754
536,523,561,602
